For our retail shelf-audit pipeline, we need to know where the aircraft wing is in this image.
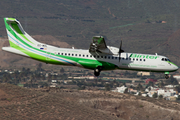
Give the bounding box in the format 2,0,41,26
89,36,113,54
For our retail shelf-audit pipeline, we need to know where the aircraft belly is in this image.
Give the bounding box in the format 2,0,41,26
118,60,162,72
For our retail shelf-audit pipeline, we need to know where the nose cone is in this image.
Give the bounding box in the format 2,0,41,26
172,63,179,71
174,65,179,71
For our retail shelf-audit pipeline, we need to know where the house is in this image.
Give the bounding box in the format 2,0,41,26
114,86,127,93
157,89,176,97
50,83,57,88
145,78,157,84
128,88,137,93
137,72,150,76
173,75,180,80
164,85,179,88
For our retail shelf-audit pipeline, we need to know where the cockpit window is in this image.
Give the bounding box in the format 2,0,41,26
162,58,170,62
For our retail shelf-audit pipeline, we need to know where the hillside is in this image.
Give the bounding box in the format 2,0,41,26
0,0,180,66
0,83,180,120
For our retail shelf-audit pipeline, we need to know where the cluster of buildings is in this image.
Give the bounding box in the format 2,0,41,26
113,83,180,101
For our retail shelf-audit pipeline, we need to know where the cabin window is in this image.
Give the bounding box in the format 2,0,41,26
104,56,107,59
108,56,110,59
87,55,88,57
144,59,145,61
115,57,118,59
97,56,99,58
68,53,70,56
94,55,96,58
126,58,128,60
112,56,114,59
72,54,74,56
140,59,142,61
90,55,92,57
122,58,124,60
58,53,60,55
61,53,63,55
65,53,67,55
129,58,131,61
133,58,135,61
162,58,165,61
83,55,85,57
136,59,138,61
79,54,81,57
101,56,103,58
75,54,77,56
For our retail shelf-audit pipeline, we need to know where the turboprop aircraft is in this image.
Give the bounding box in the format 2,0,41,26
2,18,178,79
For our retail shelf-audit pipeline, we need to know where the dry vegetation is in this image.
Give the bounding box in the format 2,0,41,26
0,83,180,120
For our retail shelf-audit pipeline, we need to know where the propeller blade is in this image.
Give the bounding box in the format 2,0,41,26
119,41,122,62
119,40,124,62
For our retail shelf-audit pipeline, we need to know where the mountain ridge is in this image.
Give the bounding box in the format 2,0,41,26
0,0,180,66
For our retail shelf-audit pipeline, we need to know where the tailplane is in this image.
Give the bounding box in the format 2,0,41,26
4,18,40,48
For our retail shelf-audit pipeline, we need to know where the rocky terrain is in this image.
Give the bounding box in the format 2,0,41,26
0,83,180,120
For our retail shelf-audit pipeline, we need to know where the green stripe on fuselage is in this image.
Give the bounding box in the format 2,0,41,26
5,18,117,70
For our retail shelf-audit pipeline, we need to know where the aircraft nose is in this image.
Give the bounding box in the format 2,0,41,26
173,64,179,71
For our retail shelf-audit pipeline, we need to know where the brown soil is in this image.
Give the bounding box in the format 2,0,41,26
0,83,179,120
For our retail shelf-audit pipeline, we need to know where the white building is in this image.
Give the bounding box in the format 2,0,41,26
137,72,150,76
157,89,176,97
165,85,179,88
114,86,127,93
173,75,180,80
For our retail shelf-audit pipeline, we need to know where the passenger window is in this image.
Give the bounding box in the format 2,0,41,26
79,54,81,57
140,59,142,61
136,59,138,61
61,53,63,55
105,56,107,59
126,58,128,60
101,56,103,58
65,53,67,55
87,55,88,57
97,56,99,58
90,55,92,57
144,59,145,61
83,55,85,57
108,56,110,59
162,58,164,61
72,54,74,56
75,54,77,56
122,58,124,60
112,56,114,59
115,57,117,59
68,53,70,56
133,58,135,61
94,55,96,58
129,58,131,60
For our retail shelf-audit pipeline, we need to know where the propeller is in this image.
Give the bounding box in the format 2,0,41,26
118,40,124,62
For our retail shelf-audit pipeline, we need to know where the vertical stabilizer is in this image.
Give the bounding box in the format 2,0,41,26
4,18,40,48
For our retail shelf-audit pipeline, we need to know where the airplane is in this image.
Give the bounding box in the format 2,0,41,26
2,18,179,79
